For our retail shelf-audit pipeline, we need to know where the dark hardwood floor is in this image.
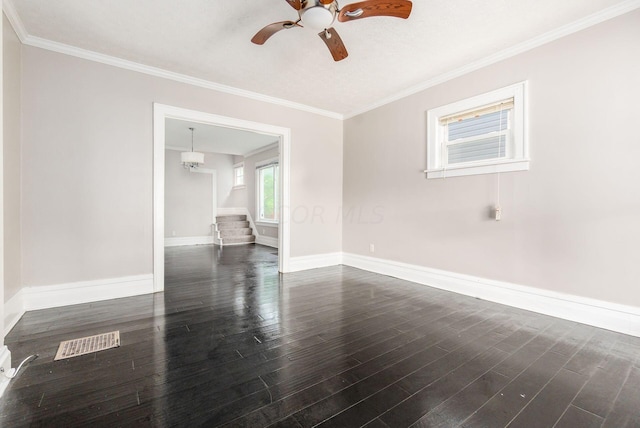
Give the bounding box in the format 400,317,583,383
2,244,640,427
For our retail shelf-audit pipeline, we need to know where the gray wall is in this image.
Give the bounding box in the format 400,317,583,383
166,150,209,238
343,10,640,307
165,149,238,238
3,14,20,303
21,46,343,287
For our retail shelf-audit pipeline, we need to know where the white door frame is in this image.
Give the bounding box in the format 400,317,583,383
0,13,11,396
153,103,291,292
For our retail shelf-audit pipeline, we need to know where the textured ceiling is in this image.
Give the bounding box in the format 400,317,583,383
166,118,278,156
8,0,633,116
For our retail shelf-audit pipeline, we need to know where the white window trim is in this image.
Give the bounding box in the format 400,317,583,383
426,81,529,179
233,162,245,189
256,158,279,224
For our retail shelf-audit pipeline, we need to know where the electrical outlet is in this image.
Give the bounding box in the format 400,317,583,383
369,244,375,253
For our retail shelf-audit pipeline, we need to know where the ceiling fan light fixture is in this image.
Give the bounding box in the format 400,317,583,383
301,7,336,30
251,0,413,61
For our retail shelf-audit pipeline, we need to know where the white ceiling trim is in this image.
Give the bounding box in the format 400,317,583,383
1,0,342,121
4,0,640,121
165,146,186,152
165,143,279,157
343,0,640,119
23,35,344,120
2,0,27,41
243,142,280,159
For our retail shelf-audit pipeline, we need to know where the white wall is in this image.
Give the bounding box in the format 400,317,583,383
21,45,343,287
165,148,239,238
165,150,213,238
343,10,640,307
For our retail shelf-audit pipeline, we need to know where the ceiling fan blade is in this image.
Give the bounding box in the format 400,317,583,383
251,21,300,45
285,0,302,10
338,0,412,22
318,28,348,62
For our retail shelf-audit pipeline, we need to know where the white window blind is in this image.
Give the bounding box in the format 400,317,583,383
425,82,528,179
443,98,513,166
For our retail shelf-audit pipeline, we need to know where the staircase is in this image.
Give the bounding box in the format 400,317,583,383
213,215,255,246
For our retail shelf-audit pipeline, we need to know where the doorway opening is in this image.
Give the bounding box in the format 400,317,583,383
153,104,291,292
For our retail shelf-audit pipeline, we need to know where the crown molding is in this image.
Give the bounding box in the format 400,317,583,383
343,0,640,119
2,0,28,41
2,0,343,121
243,142,279,159
165,143,278,157
22,35,344,120
4,0,639,121
165,145,186,152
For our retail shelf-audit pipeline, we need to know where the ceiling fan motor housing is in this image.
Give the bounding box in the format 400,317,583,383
252,0,413,62
300,0,338,30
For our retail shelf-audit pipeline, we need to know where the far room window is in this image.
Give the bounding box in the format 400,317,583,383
233,163,244,187
426,82,529,179
257,159,279,223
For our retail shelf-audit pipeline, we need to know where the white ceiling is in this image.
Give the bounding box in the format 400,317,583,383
165,118,278,155
7,0,635,116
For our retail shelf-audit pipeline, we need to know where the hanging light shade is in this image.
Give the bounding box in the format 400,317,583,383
181,127,205,169
181,151,205,165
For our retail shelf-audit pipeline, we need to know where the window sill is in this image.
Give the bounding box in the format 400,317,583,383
232,185,246,190
425,159,530,179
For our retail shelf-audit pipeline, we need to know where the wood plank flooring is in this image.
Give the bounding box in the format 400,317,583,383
2,244,640,427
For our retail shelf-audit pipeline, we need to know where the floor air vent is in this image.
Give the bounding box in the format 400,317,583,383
54,331,120,361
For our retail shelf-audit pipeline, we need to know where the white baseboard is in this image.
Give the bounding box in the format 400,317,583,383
342,253,640,338
256,236,278,248
24,274,154,311
0,346,11,397
164,236,213,247
288,253,343,272
4,289,25,335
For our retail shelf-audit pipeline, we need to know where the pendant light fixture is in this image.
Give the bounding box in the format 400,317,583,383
181,127,205,169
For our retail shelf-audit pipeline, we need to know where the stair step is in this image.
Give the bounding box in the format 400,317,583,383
222,235,256,245
219,228,252,237
216,215,246,223
216,221,250,230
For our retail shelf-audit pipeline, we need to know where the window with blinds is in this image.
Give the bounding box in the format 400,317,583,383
443,99,512,165
426,82,529,179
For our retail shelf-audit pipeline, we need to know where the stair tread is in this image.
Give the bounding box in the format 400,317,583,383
223,235,256,244
219,228,252,237
216,221,250,230
216,215,247,222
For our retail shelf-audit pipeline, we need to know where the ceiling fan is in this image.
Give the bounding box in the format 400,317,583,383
251,0,413,62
